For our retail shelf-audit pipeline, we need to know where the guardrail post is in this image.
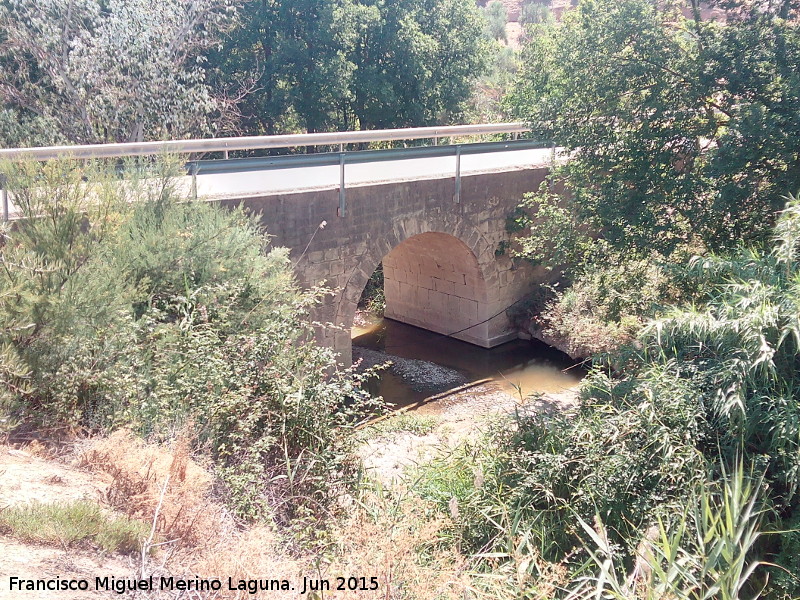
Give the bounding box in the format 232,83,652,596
190,163,198,199
454,145,461,204
338,152,346,217
1,173,8,222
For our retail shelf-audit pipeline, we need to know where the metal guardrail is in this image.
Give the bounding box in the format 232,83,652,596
190,138,550,215
0,122,537,221
0,122,529,161
191,139,550,175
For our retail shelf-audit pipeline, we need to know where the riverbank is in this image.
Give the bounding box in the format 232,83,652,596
0,378,578,599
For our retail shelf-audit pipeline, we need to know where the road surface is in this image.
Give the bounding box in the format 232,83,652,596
4,146,554,218
195,146,554,199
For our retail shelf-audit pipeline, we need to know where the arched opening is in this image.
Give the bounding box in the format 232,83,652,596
349,231,583,408
380,232,490,345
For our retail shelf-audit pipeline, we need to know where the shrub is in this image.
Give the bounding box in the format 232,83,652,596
632,197,800,505
484,1,508,42
418,368,709,565
520,1,553,26
0,158,381,526
570,463,767,600
534,254,682,358
79,430,221,548
358,263,386,316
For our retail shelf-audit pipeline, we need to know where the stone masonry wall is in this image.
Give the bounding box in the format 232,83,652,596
218,165,553,364
382,232,490,346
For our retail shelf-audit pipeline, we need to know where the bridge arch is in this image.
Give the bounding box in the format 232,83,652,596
330,214,505,362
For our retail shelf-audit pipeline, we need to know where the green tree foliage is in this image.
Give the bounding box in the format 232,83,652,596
208,0,359,135
209,0,488,134
0,159,379,522
483,0,508,42
0,0,237,145
519,1,552,26
509,0,800,261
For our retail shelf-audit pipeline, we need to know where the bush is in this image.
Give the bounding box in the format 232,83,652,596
534,254,682,358
483,1,508,42
520,1,553,25
417,367,709,564
570,463,767,600
358,263,386,316
0,159,381,525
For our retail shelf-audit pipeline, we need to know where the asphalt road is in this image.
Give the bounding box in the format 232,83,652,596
3,146,554,218
195,146,554,199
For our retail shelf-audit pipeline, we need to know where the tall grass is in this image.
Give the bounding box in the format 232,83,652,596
568,462,766,600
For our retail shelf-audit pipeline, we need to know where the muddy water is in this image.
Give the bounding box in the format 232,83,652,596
352,316,583,408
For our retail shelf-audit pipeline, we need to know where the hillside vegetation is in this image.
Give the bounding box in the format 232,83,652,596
1,0,800,597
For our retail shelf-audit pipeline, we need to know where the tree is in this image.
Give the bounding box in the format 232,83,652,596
0,0,237,145
508,0,800,263
519,2,552,27
209,0,488,135
351,0,488,129
207,0,362,135
484,0,508,42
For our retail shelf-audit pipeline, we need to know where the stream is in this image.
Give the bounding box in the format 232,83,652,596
352,315,584,409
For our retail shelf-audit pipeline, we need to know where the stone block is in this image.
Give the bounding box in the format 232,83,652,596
453,281,472,299
433,278,455,295
459,297,479,321
329,260,344,276
444,269,464,284
429,290,445,313
385,278,400,298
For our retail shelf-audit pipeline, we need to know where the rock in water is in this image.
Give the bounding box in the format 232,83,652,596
353,347,467,394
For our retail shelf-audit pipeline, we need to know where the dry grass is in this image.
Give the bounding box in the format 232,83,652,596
186,487,466,600
59,431,467,599
189,526,304,599
77,429,226,549
321,489,468,599
73,430,306,599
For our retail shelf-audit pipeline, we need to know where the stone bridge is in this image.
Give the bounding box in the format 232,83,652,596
0,123,555,365
217,162,553,364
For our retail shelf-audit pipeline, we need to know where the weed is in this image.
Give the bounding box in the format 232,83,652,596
362,412,439,439
0,499,149,554
79,429,223,549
